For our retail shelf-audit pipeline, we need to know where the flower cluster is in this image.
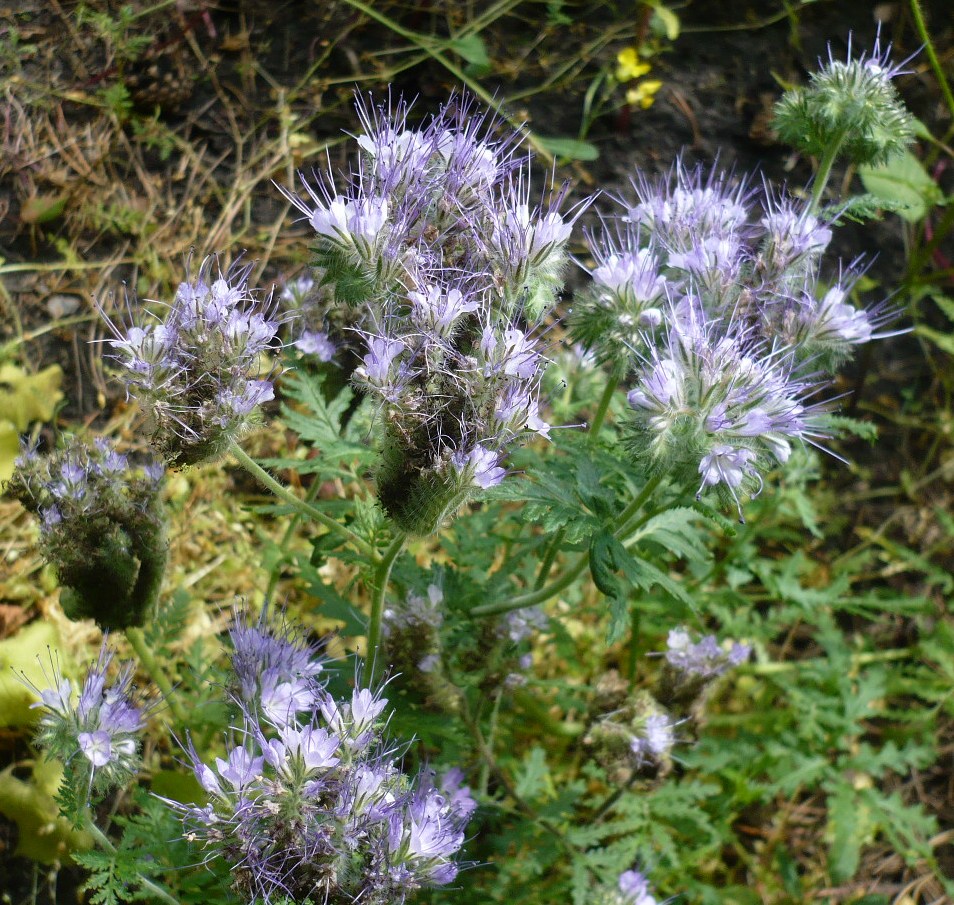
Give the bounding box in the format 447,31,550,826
281,93,587,533
26,641,146,800
7,437,166,629
577,155,901,516
655,626,750,711
584,687,677,781
171,612,474,905
102,255,281,467
774,27,915,168
281,274,338,362
663,627,750,678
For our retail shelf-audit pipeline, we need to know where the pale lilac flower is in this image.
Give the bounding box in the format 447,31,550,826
617,868,658,905
295,329,336,361
26,640,146,795
452,445,506,489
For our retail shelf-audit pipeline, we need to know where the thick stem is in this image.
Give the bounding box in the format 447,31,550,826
125,627,188,726
366,532,406,681
808,130,847,214
85,817,181,905
229,441,375,560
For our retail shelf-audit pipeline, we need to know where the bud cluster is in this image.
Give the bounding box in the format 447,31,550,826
171,612,475,905
576,155,901,517
7,437,166,629
26,640,146,800
281,94,587,533
773,28,915,168
103,255,282,467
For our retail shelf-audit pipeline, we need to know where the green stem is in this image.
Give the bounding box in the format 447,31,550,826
534,528,566,589
910,0,954,123
366,533,406,680
471,475,665,618
85,818,181,905
229,442,375,560
262,478,324,605
808,130,847,214
588,369,622,441
125,627,188,726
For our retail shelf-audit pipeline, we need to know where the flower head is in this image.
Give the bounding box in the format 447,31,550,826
168,612,471,905
773,27,916,168
25,641,146,799
101,254,282,467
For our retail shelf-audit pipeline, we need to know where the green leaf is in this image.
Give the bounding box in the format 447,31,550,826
826,783,867,882
859,150,944,222
535,136,600,161
450,34,490,67
628,506,710,564
588,530,622,600
513,747,553,801
649,4,680,40
0,363,64,431
930,294,954,324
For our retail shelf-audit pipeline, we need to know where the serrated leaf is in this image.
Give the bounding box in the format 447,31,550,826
589,530,623,600
827,783,866,882
513,746,553,801
859,151,944,222
535,136,600,161
629,506,709,564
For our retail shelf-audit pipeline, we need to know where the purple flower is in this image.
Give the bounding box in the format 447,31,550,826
295,329,336,361
361,335,406,386
630,713,675,764
100,254,282,466
452,445,506,489
664,626,751,679
26,640,146,795
617,868,658,905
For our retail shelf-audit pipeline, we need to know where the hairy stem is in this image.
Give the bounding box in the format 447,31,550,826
229,441,375,559
125,627,188,726
366,532,406,681
808,129,847,213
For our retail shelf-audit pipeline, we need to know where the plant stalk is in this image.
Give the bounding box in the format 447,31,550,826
366,532,406,680
125,626,188,726
229,441,375,559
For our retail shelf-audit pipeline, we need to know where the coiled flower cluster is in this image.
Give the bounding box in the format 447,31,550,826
281,94,586,533
26,640,146,800
171,613,475,905
103,255,281,467
577,157,901,517
7,437,166,629
655,626,750,711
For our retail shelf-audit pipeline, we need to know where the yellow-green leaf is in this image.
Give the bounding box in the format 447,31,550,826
0,363,64,431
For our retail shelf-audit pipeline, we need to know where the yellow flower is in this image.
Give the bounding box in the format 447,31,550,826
626,80,663,109
616,47,651,83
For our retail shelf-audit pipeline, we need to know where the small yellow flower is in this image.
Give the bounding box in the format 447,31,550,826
616,47,651,83
626,79,663,109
